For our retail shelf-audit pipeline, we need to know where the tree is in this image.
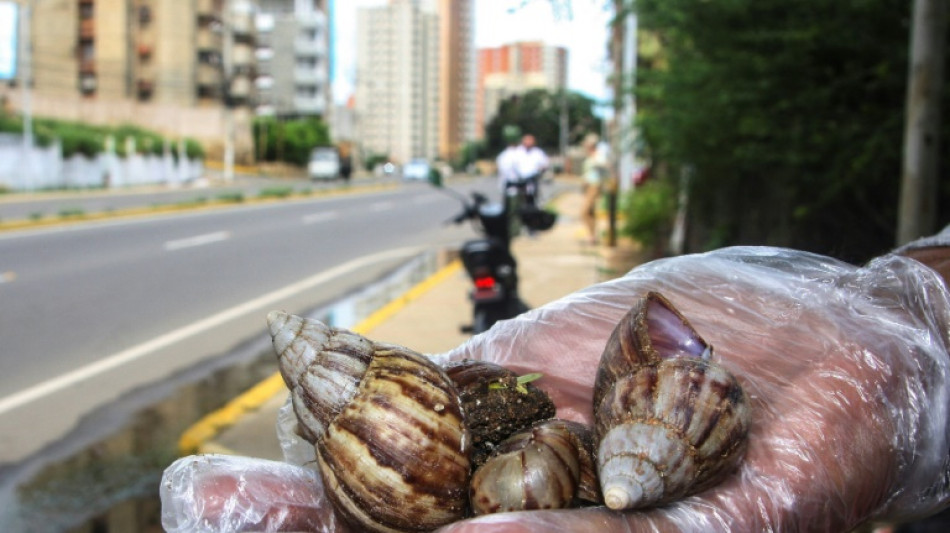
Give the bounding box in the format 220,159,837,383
632,0,948,263
484,89,603,155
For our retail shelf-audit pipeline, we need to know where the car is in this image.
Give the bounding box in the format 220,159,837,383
401,158,431,181
308,147,342,180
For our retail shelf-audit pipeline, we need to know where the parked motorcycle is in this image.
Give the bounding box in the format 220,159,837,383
439,179,555,334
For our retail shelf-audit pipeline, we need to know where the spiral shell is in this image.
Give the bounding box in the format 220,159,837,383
268,311,471,533
470,419,600,515
592,292,751,511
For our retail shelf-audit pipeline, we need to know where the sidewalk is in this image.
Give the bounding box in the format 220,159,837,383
180,182,623,460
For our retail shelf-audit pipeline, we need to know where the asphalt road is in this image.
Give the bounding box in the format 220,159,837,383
0,177,492,464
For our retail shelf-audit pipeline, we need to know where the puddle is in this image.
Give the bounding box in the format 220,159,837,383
0,250,446,532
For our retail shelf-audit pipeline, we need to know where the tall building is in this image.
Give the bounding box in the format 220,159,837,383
436,0,475,161
1,0,258,161
476,41,568,139
255,0,330,118
355,0,439,164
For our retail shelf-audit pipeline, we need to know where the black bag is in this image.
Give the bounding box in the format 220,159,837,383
519,204,557,231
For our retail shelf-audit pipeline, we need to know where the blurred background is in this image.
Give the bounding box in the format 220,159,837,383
0,0,947,531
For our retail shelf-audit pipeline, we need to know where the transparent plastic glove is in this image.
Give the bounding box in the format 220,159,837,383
161,245,950,532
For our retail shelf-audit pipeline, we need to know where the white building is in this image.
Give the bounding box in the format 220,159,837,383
355,0,440,164
255,0,330,117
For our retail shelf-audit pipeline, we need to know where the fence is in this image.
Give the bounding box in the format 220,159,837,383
0,134,204,191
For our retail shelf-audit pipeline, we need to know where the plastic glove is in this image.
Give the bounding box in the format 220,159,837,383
161,245,950,532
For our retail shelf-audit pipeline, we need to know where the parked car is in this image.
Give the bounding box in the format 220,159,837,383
308,147,342,180
402,158,430,181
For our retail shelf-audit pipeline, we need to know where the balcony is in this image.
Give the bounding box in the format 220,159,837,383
228,76,252,99
137,78,154,100
79,59,96,75
79,19,95,40
294,95,325,115
294,38,325,57
137,42,153,60
294,68,326,85
196,64,221,86
196,29,222,51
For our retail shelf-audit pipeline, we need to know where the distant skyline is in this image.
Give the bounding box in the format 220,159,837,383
331,0,612,106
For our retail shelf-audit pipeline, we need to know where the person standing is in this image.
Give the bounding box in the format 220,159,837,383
581,134,608,244
513,134,549,207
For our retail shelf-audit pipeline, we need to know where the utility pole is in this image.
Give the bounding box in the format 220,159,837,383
222,0,235,182
20,1,31,151
897,0,947,245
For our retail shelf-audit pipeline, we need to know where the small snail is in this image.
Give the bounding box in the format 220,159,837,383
593,292,751,511
470,418,601,515
268,311,471,533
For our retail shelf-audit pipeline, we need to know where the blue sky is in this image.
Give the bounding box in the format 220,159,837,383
330,0,613,105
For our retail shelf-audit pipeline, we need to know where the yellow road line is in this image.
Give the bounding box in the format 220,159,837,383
178,258,463,456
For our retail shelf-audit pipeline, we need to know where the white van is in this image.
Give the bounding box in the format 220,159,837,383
308,147,341,180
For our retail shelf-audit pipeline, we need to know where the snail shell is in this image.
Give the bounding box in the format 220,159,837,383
268,311,471,533
593,292,751,511
470,419,601,515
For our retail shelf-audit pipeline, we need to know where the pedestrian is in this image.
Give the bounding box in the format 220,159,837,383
162,226,950,532
513,134,549,207
580,133,608,244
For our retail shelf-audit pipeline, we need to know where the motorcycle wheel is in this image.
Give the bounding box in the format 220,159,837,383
472,307,508,335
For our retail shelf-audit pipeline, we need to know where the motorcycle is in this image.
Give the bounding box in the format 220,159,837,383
441,181,556,334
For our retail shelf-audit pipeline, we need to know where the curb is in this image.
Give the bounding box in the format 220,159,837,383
177,258,463,456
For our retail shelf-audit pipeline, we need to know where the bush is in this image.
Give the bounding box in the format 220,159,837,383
621,180,676,251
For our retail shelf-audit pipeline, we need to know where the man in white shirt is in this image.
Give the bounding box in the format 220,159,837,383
513,134,549,206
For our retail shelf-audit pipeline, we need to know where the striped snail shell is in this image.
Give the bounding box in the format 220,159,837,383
470,419,601,515
268,311,471,533
592,292,751,511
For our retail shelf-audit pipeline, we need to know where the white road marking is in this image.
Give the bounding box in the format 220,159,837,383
0,246,423,416
164,231,231,251
370,201,395,212
301,211,340,225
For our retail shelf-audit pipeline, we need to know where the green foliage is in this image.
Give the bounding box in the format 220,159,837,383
253,116,331,167
258,186,295,199
363,153,390,171
632,0,925,262
621,179,676,250
455,140,487,170
0,114,204,160
484,89,603,155
216,192,245,204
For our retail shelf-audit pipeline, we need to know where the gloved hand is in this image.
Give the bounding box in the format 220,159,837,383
161,246,950,532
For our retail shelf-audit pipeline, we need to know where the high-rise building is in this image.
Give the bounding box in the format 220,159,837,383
436,0,475,161
1,0,258,161
355,0,439,164
476,41,568,139
255,0,330,118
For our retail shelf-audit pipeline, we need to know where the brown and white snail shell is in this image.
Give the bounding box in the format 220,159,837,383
268,311,471,533
592,292,751,511
470,418,600,515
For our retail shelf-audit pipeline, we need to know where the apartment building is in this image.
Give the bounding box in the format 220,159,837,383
255,0,330,118
476,41,568,139
436,0,474,161
355,0,439,164
1,0,257,161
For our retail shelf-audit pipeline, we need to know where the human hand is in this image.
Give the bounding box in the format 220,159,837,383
162,247,950,532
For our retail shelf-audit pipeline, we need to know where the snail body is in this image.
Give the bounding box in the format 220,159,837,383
593,292,751,511
268,311,471,533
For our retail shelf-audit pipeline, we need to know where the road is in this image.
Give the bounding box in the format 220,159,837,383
0,178,491,464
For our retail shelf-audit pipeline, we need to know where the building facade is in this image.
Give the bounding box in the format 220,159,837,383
355,0,439,164
1,0,258,161
255,0,330,118
476,41,568,139
436,0,475,162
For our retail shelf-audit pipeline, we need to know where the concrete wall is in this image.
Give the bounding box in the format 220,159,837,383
0,134,204,191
